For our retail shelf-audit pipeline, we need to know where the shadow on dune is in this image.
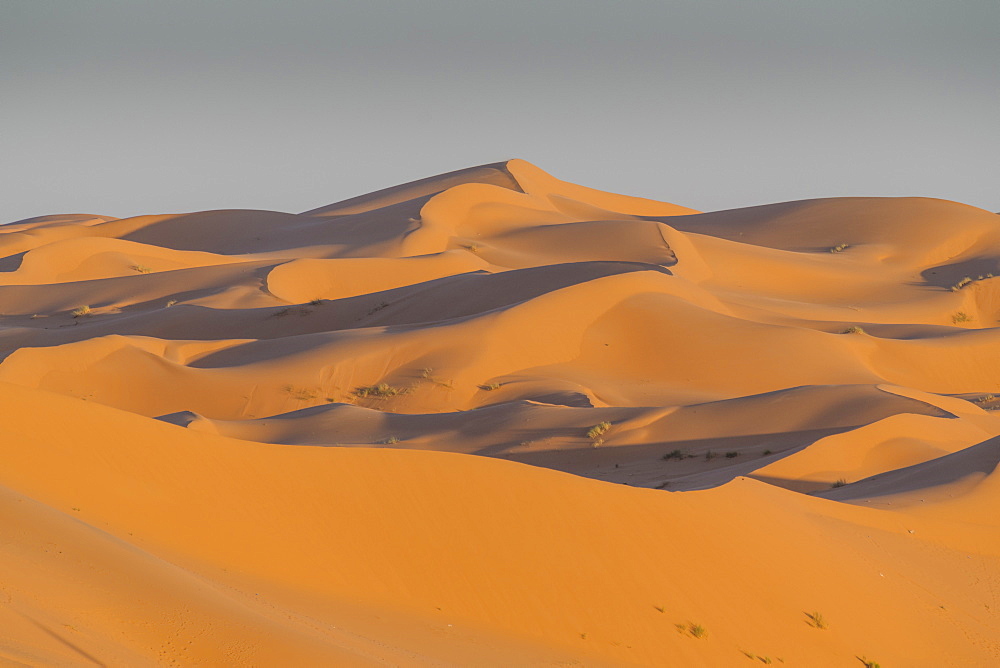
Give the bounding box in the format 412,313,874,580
814,434,1000,502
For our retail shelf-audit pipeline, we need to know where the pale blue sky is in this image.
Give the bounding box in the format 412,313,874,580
2,0,998,223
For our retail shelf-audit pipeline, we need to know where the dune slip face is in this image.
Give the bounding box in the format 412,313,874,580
1,159,999,666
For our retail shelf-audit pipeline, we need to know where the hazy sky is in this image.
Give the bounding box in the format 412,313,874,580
3,1,998,223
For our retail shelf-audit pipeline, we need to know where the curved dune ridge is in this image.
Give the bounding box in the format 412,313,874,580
1,159,999,665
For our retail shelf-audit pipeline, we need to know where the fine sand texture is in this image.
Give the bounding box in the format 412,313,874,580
1,159,999,666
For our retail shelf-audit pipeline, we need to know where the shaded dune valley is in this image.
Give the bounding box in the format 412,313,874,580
2,159,1000,666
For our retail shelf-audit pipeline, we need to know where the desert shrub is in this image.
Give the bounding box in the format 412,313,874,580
951,276,973,291
805,611,828,629
832,479,847,488
283,385,319,401
130,264,151,273
688,623,707,638
952,311,971,323
829,243,849,253
587,421,611,440
71,305,92,317
842,326,865,334
354,383,407,398
725,451,739,458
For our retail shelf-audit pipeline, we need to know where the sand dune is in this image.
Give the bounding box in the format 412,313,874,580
1,160,999,665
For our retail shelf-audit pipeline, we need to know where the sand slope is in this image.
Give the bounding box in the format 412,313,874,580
1,160,999,665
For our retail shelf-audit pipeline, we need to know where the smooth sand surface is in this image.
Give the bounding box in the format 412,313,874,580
1,159,999,665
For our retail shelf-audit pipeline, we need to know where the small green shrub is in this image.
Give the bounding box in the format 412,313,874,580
688,623,707,639
71,305,92,318
663,449,685,460
842,326,865,334
587,421,611,440
951,276,973,291
354,383,407,398
952,311,971,323
857,658,880,668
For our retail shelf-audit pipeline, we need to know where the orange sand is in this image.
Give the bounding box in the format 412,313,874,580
0,160,998,665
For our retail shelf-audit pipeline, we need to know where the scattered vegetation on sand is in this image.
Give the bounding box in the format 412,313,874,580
71,305,92,318
686,623,707,639
856,657,880,668
383,436,400,444
952,311,972,323
763,449,773,456
705,450,717,460
829,243,850,253
842,326,865,334
587,421,612,446
419,368,454,388
130,264,152,273
832,479,848,488
479,382,502,391
740,651,781,664
270,306,312,319
805,611,828,629
367,301,390,315
663,449,686,460
309,298,324,306
283,385,320,401
587,421,611,439
950,276,973,291
725,451,739,458
973,394,1000,410
463,242,482,253
354,383,408,398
